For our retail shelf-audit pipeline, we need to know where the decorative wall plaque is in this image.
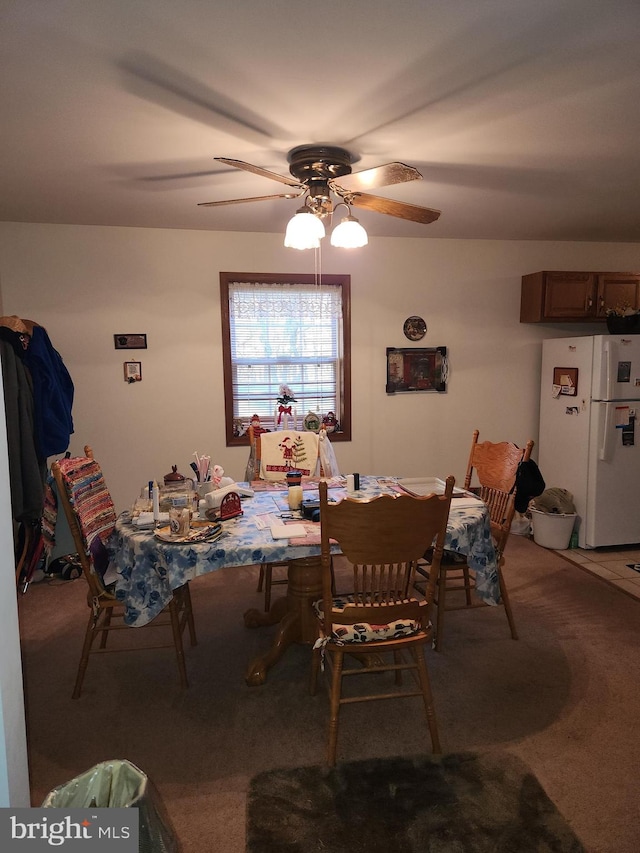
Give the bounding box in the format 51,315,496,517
386,346,448,394
403,316,427,341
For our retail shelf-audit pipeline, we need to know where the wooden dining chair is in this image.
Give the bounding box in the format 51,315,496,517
51,445,197,698
421,430,534,651
311,476,455,766
248,425,324,610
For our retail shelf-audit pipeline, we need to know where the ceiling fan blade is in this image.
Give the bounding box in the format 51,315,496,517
198,191,303,207
350,192,441,224
334,162,422,192
215,158,302,188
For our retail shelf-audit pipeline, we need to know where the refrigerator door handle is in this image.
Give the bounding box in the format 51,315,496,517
602,339,618,402
598,402,616,461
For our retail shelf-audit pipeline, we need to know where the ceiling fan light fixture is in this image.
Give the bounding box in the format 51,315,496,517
330,213,368,248
204,147,437,239
284,207,325,250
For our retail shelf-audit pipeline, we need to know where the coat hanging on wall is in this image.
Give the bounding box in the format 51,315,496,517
21,322,75,460
0,315,74,586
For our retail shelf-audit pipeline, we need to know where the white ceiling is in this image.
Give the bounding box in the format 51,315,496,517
3,0,640,241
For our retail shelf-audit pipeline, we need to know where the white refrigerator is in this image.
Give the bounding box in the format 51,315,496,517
539,334,640,549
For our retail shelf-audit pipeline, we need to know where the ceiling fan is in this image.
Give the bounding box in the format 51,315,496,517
197,144,441,227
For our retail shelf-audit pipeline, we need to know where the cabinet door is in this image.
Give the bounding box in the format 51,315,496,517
595,273,640,317
543,272,595,319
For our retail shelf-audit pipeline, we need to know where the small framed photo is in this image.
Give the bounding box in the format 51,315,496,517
114,333,147,350
124,361,142,383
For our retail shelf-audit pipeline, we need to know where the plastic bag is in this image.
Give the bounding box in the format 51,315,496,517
318,429,340,477
510,512,532,536
42,759,179,853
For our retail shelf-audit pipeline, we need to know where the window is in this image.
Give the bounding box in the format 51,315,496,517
220,272,351,445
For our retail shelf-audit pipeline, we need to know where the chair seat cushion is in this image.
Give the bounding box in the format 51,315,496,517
313,595,424,644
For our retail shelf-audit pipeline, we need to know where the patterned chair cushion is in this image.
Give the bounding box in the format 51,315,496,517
312,595,424,644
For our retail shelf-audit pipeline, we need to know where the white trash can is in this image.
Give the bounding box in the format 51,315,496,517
530,509,577,550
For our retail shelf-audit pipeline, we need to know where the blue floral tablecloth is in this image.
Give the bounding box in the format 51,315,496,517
111,476,499,627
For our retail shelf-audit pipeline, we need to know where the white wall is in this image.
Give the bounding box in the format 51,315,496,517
1,221,639,513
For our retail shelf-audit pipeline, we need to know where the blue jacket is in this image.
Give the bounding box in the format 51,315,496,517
23,325,74,459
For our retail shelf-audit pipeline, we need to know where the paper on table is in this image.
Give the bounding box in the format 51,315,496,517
288,522,339,547
254,513,277,530
448,497,484,509
270,522,307,539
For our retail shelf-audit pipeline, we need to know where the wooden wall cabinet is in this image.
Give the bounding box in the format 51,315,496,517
520,271,640,323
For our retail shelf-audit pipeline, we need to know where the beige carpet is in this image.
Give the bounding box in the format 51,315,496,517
18,535,640,853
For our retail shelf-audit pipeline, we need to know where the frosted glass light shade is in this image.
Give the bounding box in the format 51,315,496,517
330,215,368,248
284,211,325,249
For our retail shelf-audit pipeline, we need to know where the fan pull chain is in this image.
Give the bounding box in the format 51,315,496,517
315,242,322,417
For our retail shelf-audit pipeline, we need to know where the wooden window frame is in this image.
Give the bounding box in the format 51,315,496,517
220,271,352,446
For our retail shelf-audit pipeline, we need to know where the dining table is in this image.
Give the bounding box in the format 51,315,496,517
110,476,499,685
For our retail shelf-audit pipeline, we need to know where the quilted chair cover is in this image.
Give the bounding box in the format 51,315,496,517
258,430,319,480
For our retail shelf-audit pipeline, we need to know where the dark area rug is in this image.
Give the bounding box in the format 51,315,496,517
246,751,585,853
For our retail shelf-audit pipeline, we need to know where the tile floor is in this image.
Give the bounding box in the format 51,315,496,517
549,543,640,601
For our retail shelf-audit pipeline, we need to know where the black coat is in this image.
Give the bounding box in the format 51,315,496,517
514,459,545,513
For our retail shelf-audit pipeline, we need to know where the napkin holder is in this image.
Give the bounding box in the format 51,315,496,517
219,491,243,520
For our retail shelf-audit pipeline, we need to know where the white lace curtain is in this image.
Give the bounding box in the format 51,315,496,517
229,281,342,320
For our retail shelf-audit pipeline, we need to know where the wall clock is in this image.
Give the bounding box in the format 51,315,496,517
403,316,427,341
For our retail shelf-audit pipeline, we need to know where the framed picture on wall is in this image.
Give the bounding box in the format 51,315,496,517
123,361,142,382
114,333,147,350
386,346,448,393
